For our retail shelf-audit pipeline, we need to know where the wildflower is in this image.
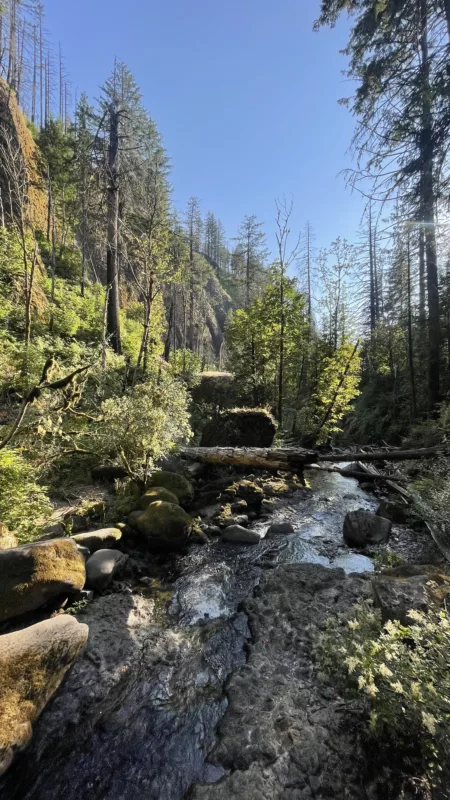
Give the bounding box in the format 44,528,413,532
358,675,366,690
407,609,424,622
345,656,360,674
369,711,378,730
410,682,422,700
422,712,437,735
348,619,360,630
390,681,404,694
366,683,379,697
378,663,393,678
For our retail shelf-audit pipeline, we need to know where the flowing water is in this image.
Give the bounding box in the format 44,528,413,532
1,467,440,800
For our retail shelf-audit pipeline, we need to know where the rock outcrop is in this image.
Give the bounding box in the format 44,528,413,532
200,408,276,447
0,539,86,623
0,615,88,775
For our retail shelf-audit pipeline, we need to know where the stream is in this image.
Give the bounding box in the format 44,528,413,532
0,467,443,800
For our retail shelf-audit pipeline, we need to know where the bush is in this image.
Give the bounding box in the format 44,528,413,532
0,448,52,541
94,369,192,482
316,601,450,794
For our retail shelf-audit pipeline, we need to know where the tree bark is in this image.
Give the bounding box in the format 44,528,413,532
317,445,445,462
180,446,317,472
106,101,122,354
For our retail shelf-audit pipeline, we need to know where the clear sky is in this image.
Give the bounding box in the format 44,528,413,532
44,0,360,257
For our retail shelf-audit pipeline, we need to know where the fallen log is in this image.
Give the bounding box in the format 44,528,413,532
317,446,445,463
307,464,408,483
179,446,317,472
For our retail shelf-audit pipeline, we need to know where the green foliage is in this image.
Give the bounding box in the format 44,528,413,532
93,369,192,481
0,448,52,541
312,340,361,443
316,601,450,793
373,549,404,572
169,349,202,385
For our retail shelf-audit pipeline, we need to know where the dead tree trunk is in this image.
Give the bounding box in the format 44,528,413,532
106,100,122,354
180,446,317,472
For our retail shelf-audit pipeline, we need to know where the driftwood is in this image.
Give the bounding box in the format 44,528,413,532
317,446,445,463
180,446,317,472
308,463,408,483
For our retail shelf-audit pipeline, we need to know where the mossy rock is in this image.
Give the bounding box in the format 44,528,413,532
146,471,193,507
0,615,88,776
137,486,180,511
200,408,276,447
0,539,86,624
135,501,193,551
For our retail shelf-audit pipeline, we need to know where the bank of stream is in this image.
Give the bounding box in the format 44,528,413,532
0,466,444,799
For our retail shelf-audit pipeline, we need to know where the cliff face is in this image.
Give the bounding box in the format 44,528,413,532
0,79,47,233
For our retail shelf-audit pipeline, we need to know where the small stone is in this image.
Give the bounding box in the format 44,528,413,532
221,525,263,544
221,515,249,528
231,499,248,513
85,549,129,592
267,521,295,534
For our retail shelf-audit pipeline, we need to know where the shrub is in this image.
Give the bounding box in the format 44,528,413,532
316,601,450,794
0,448,52,541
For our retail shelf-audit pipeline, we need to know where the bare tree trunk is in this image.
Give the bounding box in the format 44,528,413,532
7,0,16,90
180,446,317,472
420,0,440,410
407,230,417,417
106,101,122,354
31,23,37,124
39,8,43,128
369,203,376,332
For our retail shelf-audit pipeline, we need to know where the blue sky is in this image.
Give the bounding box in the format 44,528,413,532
44,0,360,256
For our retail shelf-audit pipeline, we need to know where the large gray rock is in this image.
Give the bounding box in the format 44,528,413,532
343,509,391,548
0,539,86,623
85,549,128,591
221,525,263,544
0,615,88,776
72,528,122,554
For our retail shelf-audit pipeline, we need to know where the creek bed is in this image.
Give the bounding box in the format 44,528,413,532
0,467,443,800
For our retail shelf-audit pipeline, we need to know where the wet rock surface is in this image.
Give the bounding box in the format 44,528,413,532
0,466,445,798
191,564,372,800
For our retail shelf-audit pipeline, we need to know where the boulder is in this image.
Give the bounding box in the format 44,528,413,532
146,471,193,507
72,528,122,554
134,501,193,551
200,408,276,447
85,550,129,592
267,521,295,535
137,486,179,510
372,575,429,624
376,500,408,524
221,525,264,544
127,510,143,531
0,523,18,551
230,499,248,513
0,615,88,776
0,539,86,624
343,509,391,548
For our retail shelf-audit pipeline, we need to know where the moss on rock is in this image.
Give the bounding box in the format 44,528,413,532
135,501,193,551
0,615,88,776
138,486,180,510
147,471,193,507
0,539,86,623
